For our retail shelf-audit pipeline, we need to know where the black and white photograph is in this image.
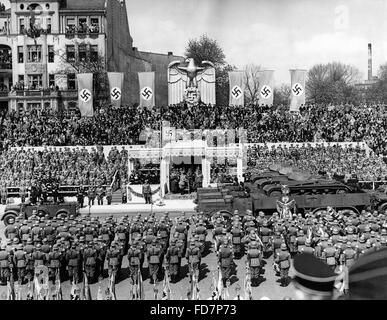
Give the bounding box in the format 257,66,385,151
0,0,386,306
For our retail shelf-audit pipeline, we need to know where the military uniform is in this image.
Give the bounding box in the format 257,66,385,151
147,241,162,283
127,244,142,281
66,245,81,283
0,245,11,284
106,243,121,278
230,224,243,257
47,246,62,281
322,242,338,272
246,241,262,281
165,240,181,282
218,241,233,286
106,187,113,205
13,245,27,283
275,244,291,286
83,245,97,282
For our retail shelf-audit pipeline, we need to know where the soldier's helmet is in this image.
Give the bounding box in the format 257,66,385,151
332,228,339,235
327,239,333,245
259,211,265,217
281,243,287,250
35,243,41,249
98,235,103,241
9,218,15,224
22,220,27,225
381,229,387,236
147,229,153,235
13,238,19,244
347,227,354,234
53,244,58,250
152,239,157,244
250,241,258,248
359,236,366,243
27,238,33,244
305,239,311,246
262,220,268,227
17,244,23,250
299,230,304,236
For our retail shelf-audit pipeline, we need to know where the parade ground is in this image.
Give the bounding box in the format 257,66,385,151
0,203,297,300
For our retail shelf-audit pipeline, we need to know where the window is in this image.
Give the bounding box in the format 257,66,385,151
78,17,87,33
18,75,24,83
66,17,75,34
90,45,98,62
48,45,54,63
67,73,76,90
27,45,42,62
19,18,25,34
68,101,77,111
18,46,24,63
49,74,55,88
78,44,87,62
66,45,75,62
27,74,43,89
90,17,99,33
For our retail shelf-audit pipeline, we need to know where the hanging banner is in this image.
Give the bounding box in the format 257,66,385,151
228,71,244,106
107,72,124,107
258,70,275,106
138,72,155,109
289,69,307,112
77,73,93,117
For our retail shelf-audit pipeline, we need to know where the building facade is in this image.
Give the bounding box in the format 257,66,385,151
0,0,184,114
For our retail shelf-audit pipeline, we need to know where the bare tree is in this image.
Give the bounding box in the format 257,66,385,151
244,64,261,104
273,84,291,106
306,61,361,104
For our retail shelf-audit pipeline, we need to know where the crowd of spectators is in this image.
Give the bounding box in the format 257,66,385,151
0,102,386,188
0,146,128,190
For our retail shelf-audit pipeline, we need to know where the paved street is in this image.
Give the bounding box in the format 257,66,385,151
0,204,297,300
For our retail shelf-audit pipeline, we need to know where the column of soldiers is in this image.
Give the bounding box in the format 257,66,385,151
1,206,386,298
76,185,114,208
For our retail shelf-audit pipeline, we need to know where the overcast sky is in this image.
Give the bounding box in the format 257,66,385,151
126,0,387,85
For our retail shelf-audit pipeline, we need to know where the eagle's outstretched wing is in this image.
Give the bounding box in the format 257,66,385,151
196,61,216,104
168,61,188,105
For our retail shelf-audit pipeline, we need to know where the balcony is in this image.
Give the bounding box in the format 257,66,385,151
9,89,60,98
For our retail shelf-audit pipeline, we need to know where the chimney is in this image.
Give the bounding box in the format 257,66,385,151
168,51,173,56
368,43,372,81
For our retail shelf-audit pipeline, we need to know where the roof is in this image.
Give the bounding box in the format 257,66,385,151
62,0,106,10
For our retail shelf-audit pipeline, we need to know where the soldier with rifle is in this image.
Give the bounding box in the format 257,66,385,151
147,239,162,284
0,243,11,285
274,243,291,286
13,244,27,284
106,241,121,279
127,242,142,283
83,243,98,283
186,239,201,284
218,238,234,287
165,238,182,282
246,241,262,285
66,243,81,284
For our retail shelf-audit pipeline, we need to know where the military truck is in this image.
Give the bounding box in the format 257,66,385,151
1,202,80,226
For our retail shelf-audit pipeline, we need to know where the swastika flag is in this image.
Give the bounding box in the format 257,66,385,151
228,71,244,106
289,69,307,112
257,70,275,107
77,73,93,117
107,72,124,107
138,72,155,109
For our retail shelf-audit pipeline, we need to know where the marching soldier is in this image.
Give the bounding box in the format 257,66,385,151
24,238,35,281
165,238,182,282
47,244,62,282
341,241,357,269
127,242,142,282
300,239,315,255
97,236,108,278
22,222,32,240
321,240,338,272
42,221,56,246
272,232,284,258
66,243,81,284
295,230,307,254
186,239,201,283
230,220,244,258
83,243,98,283
259,220,272,258
274,243,291,286
106,242,121,279
32,244,46,269
246,241,262,284
31,222,42,246
115,222,128,253
4,218,18,240
0,244,11,285
147,239,162,283
218,238,234,286
13,244,27,284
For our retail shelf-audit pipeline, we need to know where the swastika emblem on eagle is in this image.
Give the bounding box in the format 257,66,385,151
141,87,153,100
292,83,303,96
260,85,272,99
79,89,92,103
110,87,121,101
231,85,242,99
